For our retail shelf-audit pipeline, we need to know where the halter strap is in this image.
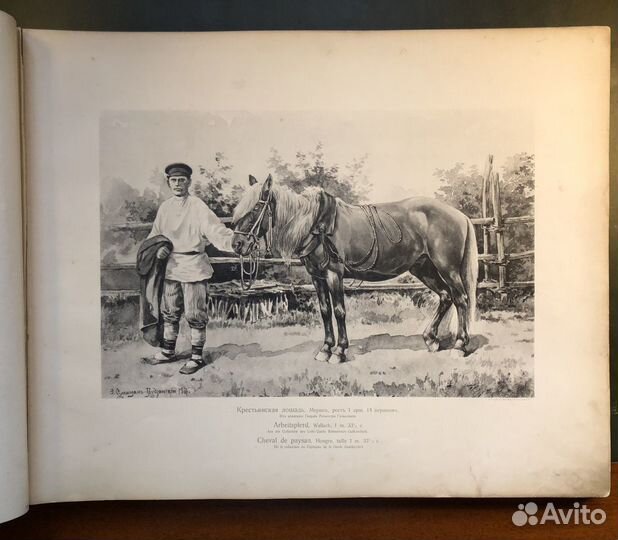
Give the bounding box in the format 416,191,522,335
234,188,274,256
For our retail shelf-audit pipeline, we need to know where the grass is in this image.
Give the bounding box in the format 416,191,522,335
214,366,534,398
372,369,533,397
102,289,534,399
102,286,534,346
102,289,442,346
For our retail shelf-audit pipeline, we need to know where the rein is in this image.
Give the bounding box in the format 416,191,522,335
235,189,274,290
239,250,260,291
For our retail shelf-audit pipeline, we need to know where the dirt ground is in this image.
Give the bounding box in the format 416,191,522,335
102,306,534,398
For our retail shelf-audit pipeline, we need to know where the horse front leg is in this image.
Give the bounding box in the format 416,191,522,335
326,269,348,364
312,276,335,362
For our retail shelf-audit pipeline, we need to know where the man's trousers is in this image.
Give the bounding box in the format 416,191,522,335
160,279,208,350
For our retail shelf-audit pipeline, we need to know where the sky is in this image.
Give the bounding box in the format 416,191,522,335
100,110,533,203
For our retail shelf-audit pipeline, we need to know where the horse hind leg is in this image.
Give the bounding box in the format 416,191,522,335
410,256,453,352
437,267,471,354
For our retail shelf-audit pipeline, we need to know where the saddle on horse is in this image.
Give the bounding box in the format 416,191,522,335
297,189,403,276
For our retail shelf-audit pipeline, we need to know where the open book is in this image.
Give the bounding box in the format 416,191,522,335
0,10,611,523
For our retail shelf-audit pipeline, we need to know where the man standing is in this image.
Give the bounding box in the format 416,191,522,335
146,162,235,375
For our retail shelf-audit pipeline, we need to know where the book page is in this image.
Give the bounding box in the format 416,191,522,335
0,11,29,523
24,28,609,502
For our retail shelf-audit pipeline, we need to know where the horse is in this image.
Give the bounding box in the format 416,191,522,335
231,174,478,364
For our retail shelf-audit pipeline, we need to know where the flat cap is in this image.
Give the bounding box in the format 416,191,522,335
164,162,193,177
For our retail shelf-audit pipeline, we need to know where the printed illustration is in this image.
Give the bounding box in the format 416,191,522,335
101,111,534,398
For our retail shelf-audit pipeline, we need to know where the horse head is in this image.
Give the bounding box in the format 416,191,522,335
232,174,275,256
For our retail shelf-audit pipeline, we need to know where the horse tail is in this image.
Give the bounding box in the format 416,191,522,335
461,217,478,329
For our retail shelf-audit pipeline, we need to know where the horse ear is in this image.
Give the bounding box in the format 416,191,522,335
248,174,258,186
261,174,273,195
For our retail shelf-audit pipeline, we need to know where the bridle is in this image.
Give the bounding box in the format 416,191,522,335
234,189,274,290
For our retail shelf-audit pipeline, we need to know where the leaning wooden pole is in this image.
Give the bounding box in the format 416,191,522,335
481,154,493,282
491,170,507,290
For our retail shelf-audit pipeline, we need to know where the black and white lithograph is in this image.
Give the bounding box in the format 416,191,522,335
101,110,534,398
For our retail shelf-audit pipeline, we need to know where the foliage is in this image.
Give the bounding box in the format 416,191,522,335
498,153,535,280
194,152,243,217
124,187,159,224
371,368,533,397
434,163,484,218
434,153,535,282
267,142,371,204
500,153,535,218
434,153,534,219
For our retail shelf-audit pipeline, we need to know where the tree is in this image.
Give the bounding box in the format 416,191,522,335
499,153,534,281
434,163,484,218
434,153,535,282
500,152,534,218
193,152,242,216
267,143,371,204
123,188,159,224
100,177,153,264
434,153,534,219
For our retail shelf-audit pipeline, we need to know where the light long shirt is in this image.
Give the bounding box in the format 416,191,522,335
148,195,234,282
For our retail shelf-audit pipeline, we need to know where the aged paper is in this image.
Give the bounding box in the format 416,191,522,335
0,11,29,523
24,27,609,501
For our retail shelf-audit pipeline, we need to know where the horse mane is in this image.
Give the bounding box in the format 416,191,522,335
233,183,321,258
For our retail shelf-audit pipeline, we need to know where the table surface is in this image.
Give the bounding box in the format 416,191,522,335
0,464,616,540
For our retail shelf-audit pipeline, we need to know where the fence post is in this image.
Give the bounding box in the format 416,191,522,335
481,154,493,282
491,171,507,290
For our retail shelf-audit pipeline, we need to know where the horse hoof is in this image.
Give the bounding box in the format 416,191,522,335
315,350,331,362
425,339,440,353
329,352,346,364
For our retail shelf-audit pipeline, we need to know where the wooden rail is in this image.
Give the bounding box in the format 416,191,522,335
105,214,533,232
101,249,534,272
102,280,535,297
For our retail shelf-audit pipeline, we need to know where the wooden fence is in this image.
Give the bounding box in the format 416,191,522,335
101,155,533,296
